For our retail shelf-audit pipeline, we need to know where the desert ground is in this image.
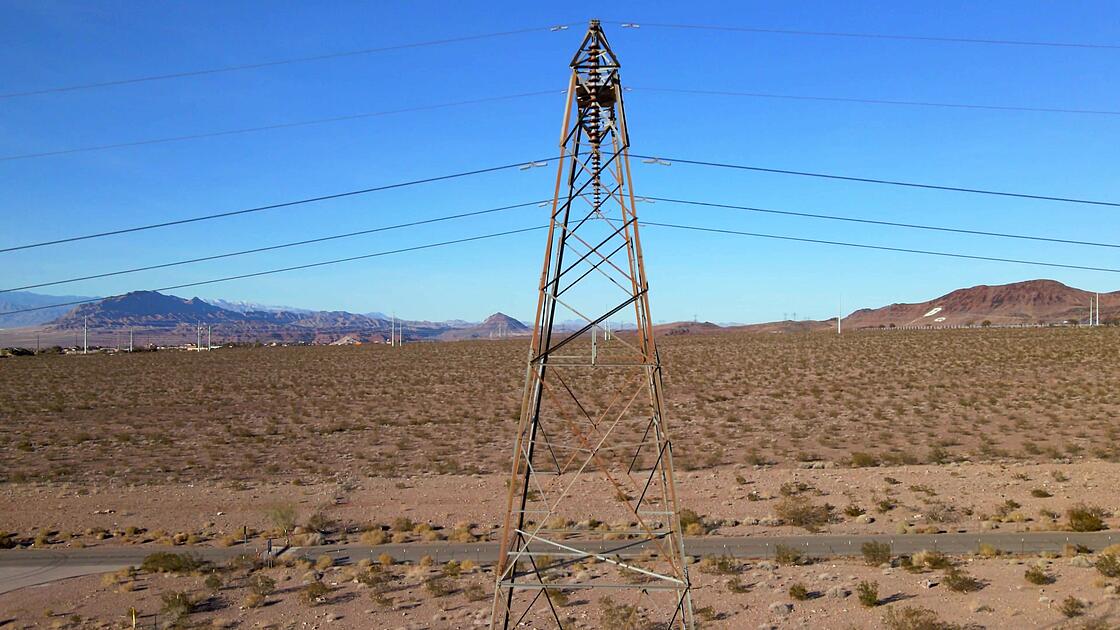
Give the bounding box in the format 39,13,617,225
1,326,1119,628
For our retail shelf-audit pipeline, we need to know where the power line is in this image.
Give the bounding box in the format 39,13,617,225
640,221,1120,274
1,200,545,293
629,87,1120,117
635,154,1120,208
645,196,1120,249
606,21,1120,50
2,225,546,316
0,91,561,162
1,25,577,99
0,157,553,254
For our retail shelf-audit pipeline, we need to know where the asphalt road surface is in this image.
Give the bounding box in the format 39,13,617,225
2,530,1117,595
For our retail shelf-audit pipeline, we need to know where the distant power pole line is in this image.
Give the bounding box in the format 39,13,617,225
129,328,134,352
83,316,88,354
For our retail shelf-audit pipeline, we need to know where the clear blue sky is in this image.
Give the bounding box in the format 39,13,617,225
2,1,1118,323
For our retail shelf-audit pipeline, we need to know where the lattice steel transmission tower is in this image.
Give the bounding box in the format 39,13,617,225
491,19,694,630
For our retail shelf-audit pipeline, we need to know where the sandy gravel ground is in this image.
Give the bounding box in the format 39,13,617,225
1,462,1116,550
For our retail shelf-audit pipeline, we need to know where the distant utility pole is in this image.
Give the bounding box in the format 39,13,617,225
196,324,201,350
207,325,212,350
129,328,133,352
83,316,88,354
1096,293,1101,326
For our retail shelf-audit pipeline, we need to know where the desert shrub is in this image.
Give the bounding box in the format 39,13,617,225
141,552,203,575
942,568,982,592
203,573,222,591
250,574,276,597
697,555,737,575
976,543,1001,558
243,592,265,608
378,552,394,566
463,582,488,601
844,505,866,517
392,516,415,532
862,541,891,566
911,549,952,570
1024,565,1053,584
788,582,810,600
600,596,645,630
315,554,334,570
360,529,387,545
1031,488,1052,498
306,511,334,534
774,544,802,566
849,451,879,467
1096,552,1120,578
160,591,195,621
678,508,709,536
424,577,453,597
882,606,963,630
265,503,298,535
727,576,749,593
1068,504,1108,532
1060,596,1086,618
856,580,879,607
302,581,330,605
545,588,570,607
774,496,833,532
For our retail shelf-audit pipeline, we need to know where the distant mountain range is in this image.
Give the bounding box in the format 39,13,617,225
0,290,529,346
0,279,1113,348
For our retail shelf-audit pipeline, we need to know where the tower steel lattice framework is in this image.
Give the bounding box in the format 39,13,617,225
491,20,694,630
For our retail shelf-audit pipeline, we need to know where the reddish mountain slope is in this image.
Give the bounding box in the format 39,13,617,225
844,279,1117,328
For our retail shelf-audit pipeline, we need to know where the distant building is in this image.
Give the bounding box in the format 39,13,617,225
329,335,362,346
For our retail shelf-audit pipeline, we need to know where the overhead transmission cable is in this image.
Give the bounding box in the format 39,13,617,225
1,24,578,99
644,196,1120,249
0,91,562,161
605,21,1120,50
0,199,546,293
13,192,1120,295
3,225,547,316
0,157,556,254
10,215,1119,318
629,87,1120,117
634,154,1120,208
639,222,1120,274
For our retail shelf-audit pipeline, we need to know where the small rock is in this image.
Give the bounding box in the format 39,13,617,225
768,602,793,616
1039,596,1052,607
971,602,993,613
1070,555,1094,568
826,585,850,599
855,514,874,524
919,578,938,589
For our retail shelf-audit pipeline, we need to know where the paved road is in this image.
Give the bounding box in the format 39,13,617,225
3,530,1117,595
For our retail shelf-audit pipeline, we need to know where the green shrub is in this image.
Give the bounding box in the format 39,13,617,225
1059,596,1086,618
1067,504,1108,532
1030,488,1052,498
697,555,738,574
774,544,802,566
203,574,222,591
774,496,833,532
424,577,453,597
882,606,963,630
788,583,810,600
856,580,879,607
727,576,749,593
849,452,879,467
942,568,982,592
265,503,298,535
159,591,195,621
250,574,276,597
1096,553,1120,578
1024,565,1052,585
141,552,202,575
600,596,645,629
862,541,891,566
302,581,330,605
